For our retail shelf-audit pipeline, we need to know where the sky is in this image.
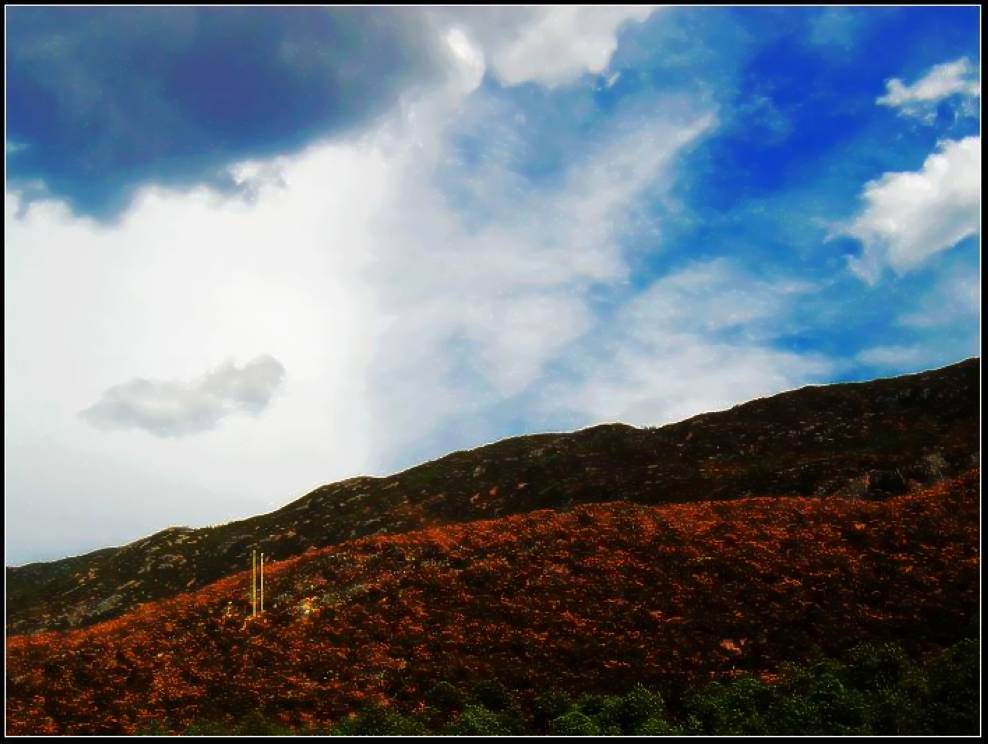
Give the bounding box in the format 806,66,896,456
4,6,981,565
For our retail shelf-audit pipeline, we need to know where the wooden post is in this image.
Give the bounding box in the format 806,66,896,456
251,549,257,618
260,552,265,614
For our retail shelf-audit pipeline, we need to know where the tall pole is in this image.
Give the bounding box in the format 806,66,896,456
251,549,257,618
260,553,264,614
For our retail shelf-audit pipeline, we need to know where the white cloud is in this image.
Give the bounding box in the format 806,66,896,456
81,355,285,437
0,9,836,563
442,27,486,92
855,345,935,369
877,57,981,122
558,260,832,427
4,24,716,562
842,136,981,283
4,134,385,562
807,8,865,51
602,71,622,89
899,263,980,329
431,7,659,88
357,92,716,462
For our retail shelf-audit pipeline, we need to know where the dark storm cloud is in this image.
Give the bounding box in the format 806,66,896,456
6,7,445,220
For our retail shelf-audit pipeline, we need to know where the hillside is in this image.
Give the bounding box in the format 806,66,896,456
6,357,979,635
5,470,979,735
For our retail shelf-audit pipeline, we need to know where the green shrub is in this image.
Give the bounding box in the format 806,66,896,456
573,692,608,717
923,638,979,734
450,704,514,735
686,677,778,735
864,683,929,734
331,706,428,736
531,688,571,732
425,680,466,714
184,719,236,735
471,679,512,712
582,695,623,734
844,642,911,690
550,710,600,736
157,638,978,737
608,684,667,733
233,710,293,735
636,716,682,735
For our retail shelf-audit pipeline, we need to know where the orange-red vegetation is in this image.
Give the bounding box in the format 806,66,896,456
6,471,979,735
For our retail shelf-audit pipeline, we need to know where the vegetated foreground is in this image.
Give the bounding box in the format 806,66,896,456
6,470,978,735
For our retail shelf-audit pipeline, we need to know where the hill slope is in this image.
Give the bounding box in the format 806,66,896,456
6,471,979,735
6,357,979,634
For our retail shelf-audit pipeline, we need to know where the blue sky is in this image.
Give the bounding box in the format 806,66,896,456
5,7,981,563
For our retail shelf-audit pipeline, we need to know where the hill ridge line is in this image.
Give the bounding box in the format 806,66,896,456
8,357,979,569
6,356,978,634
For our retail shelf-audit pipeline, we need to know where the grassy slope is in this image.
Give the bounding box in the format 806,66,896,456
6,470,978,735
6,358,979,635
